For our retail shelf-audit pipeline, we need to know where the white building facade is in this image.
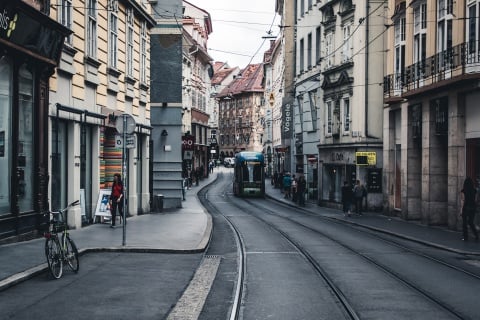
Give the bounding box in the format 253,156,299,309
50,0,155,227
293,0,385,209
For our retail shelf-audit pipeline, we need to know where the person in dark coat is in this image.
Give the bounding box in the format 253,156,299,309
297,175,306,206
341,180,353,217
353,179,366,215
460,177,479,241
109,173,124,228
291,175,297,202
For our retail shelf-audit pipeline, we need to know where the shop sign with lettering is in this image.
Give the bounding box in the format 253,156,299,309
0,2,67,62
182,136,195,151
282,96,293,140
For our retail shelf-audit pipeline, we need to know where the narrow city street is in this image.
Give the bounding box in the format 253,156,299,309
198,172,480,319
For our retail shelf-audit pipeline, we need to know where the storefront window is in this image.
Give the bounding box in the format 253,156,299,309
0,58,12,214
52,120,68,211
18,64,34,212
323,164,342,202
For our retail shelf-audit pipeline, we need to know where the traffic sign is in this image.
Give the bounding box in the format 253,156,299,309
116,114,136,134
115,134,136,149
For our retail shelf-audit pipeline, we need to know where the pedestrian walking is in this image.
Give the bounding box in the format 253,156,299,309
460,177,479,241
297,175,306,206
109,173,124,228
283,172,292,199
291,175,297,202
341,180,353,217
353,180,366,215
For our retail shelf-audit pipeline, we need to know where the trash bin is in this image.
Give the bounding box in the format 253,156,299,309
153,194,164,212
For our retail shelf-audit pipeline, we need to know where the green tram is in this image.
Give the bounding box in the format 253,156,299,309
233,151,265,197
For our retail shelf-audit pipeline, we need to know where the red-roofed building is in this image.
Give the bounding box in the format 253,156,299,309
216,64,265,158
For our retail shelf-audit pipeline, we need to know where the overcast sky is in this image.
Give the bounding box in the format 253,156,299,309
187,0,280,69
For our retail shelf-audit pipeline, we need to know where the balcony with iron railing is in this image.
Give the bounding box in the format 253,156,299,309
384,41,480,100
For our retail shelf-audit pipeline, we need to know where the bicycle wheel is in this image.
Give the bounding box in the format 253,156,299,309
45,237,63,279
63,234,79,272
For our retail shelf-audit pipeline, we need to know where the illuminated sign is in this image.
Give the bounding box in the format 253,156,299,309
356,152,376,166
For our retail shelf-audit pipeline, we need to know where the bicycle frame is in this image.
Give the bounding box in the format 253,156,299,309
44,200,80,279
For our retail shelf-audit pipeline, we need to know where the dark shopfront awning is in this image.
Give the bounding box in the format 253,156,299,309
275,146,289,153
0,0,72,65
55,103,107,126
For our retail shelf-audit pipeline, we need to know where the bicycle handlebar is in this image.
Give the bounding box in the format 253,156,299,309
44,200,80,217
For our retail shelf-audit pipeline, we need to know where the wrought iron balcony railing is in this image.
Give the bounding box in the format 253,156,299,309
384,41,480,98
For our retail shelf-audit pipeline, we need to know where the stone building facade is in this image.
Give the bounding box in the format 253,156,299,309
383,0,480,229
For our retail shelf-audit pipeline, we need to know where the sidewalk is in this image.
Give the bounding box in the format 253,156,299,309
265,178,480,256
0,172,217,291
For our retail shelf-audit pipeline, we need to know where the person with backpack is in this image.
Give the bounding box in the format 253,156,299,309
353,179,366,216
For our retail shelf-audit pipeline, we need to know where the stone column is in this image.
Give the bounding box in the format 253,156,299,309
448,93,465,229
422,97,448,225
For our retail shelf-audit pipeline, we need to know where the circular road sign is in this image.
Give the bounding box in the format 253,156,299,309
116,113,136,134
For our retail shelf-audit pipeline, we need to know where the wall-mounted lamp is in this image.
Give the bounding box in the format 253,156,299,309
108,113,117,124
161,129,168,137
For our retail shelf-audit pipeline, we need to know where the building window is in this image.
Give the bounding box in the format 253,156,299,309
140,21,147,84
325,32,334,68
433,97,448,135
297,95,304,132
326,100,332,135
299,38,305,73
394,16,405,90
307,33,312,69
108,0,118,69
342,23,352,62
411,103,422,141
17,64,34,212
437,0,453,69
308,91,318,130
126,8,134,77
467,1,480,57
86,0,97,58
0,58,12,215
413,3,427,80
343,97,350,133
316,26,321,64
59,0,73,44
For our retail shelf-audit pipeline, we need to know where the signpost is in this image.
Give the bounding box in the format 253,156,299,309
116,114,136,246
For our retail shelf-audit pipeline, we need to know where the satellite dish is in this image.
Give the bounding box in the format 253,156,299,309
116,114,136,134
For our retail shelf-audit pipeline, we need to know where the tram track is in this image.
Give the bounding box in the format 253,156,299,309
240,196,472,319
199,172,478,319
199,174,359,320
253,196,480,282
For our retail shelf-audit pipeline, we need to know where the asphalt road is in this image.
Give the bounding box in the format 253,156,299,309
0,252,202,320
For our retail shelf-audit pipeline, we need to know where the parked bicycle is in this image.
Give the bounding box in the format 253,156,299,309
44,200,80,279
